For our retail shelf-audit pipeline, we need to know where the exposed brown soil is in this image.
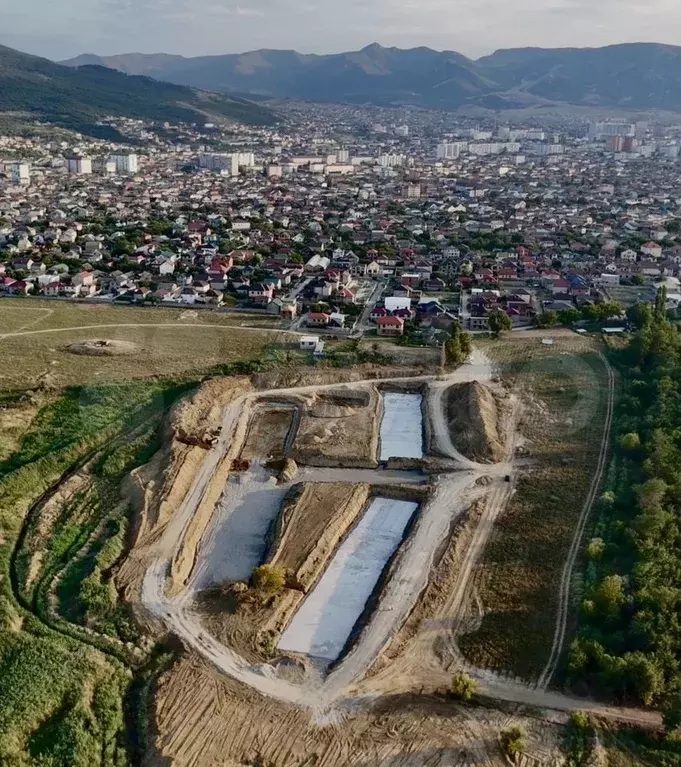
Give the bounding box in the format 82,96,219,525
146,653,563,767
446,382,505,464
252,364,428,391
292,389,380,468
240,407,294,462
268,482,371,590
171,377,253,445
65,339,140,356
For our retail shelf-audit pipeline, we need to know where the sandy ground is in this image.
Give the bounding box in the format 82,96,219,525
137,345,657,767
292,388,381,468
239,405,296,462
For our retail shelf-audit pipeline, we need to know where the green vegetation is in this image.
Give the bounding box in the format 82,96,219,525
570,289,681,715
562,712,594,767
0,379,192,764
450,672,477,701
0,43,276,139
500,725,525,759
445,322,472,365
488,310,512,336
251,565,287,595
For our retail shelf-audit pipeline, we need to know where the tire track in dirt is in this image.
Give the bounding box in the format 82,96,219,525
536,352,615,690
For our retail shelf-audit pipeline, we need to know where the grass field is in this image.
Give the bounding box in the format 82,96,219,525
458,334,611,682
0,298,284,389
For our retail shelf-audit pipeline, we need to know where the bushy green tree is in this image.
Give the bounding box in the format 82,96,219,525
451,672,477,701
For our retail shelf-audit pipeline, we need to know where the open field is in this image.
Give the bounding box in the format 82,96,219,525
0,323,274,389
457,335,611,682
0,296,286,331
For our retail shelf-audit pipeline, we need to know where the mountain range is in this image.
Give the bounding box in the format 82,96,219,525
0,44,277,139
62,42,681,112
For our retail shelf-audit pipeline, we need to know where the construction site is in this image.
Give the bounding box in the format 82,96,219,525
104,330,657,766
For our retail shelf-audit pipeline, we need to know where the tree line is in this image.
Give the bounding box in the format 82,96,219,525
569,287,681,734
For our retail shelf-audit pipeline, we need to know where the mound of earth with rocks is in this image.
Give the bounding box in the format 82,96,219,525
446,380,504,463
65,339,140,356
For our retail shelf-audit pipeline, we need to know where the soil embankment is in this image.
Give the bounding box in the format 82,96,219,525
117,377,254,604
268,481,371,590
445,381,504,463
197,481,371,663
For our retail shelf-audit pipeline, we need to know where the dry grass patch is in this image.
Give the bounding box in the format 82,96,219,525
0,324,272,389
458,347,610,681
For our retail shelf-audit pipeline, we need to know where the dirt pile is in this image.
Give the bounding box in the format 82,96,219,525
251,364,426,391
446,381,504,463
171,376,253,445
65,339,140,356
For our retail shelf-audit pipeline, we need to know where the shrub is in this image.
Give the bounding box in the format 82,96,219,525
500,726,525,759
251,565,286,595
451,672,477,701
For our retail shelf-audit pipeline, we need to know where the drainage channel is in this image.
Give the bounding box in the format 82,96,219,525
278,497,419,662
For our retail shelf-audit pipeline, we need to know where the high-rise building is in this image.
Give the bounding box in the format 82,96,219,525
402,183,421,199
11,162,30,185
607,136,626,152
377,153,405,167
436,142,460,160
336,149,349,163
65,154,92,174
590,122,635,140
109,152,138,174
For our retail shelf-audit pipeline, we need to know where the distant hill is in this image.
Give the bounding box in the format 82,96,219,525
62,42,681,111
0,44,277,138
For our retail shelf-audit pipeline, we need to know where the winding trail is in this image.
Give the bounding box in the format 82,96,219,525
0,322,298,340
536,352,616,690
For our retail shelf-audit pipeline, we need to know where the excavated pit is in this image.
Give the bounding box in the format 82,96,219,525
278,497,419,662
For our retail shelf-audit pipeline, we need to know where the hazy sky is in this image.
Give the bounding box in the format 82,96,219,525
1,0,680,60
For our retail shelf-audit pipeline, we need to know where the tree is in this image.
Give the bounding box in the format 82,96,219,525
662,693,681,735
654,286,668,320
446,322,471,365
251,565,286,595
542,310,559,327
488,310,512,337
557,308,582,327
451,672,477,701
500,726,525,759
627,302,653,329
619,432,641,452
593,574,626,622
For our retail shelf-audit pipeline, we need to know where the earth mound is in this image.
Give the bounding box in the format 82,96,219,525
65,339,140,356
446,380,504,463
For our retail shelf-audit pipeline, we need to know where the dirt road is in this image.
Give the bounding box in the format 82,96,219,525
536,352,615,690
141,349,648,728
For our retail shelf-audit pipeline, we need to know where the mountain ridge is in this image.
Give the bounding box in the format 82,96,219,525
61,41,681,111
0,44,277,138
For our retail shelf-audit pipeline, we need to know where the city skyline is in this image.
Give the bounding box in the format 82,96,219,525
2,0,681,62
